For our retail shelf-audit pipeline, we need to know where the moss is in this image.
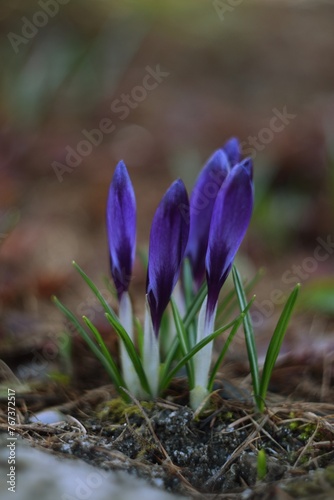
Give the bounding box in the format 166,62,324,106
324,465,334,486
286,467,334,498
289,421,299,431
97,397,155,422
298,423,316,441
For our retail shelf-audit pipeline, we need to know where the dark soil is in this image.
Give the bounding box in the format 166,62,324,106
2,379,334,499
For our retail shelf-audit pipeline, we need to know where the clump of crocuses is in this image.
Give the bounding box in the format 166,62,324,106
104,138,253,408
54,137,298,412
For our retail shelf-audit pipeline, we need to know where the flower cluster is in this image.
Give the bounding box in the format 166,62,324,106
106,138,253,407
55,136,300,412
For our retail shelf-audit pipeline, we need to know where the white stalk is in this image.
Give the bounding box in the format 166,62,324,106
164,281,186,353
119,291,143,397
143,296,160,398
190,296,217,410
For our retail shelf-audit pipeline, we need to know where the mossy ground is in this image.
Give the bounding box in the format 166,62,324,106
1,380,334,499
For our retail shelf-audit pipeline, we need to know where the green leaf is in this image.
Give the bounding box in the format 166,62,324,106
159,335,181,390
102,275,117,299
182,258,194,310
72,261,117,320
160,315,245,393
257,448,267,481
217,268,264,323
134,316,144,358
105,312,151,396
82,315,125,389
52,296,126,396
183,281,207,330
232,265,260,405
208,296,255,392
258,283,300,412
170,299,194,388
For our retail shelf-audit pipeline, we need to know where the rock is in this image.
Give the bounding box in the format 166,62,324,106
0,435,186,500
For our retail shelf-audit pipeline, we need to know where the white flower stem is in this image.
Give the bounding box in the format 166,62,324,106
119,292,143,398
163,281,186,354
143,296,160,398
190,296,217,410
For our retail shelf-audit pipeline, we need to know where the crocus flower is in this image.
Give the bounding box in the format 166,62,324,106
106,160,136,300
144,179,189,396
223,136,241,167
206,158,253,315
186,149,229,289
186,138,241,289
191,157,253,409
106,161,141,394
146,179,190,336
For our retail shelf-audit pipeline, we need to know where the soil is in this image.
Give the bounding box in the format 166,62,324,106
1,375,334,499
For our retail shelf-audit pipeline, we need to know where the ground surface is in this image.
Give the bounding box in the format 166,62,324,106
1,374,334,498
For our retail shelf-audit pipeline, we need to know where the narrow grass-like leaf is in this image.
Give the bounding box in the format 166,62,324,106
183,281,207,329
82,315,125,389
134,316,144,358
159,336,181,391
72,261,117,320
217,268,264,323
182,259,197,347
160,315,245,393
105,312,151,396
257,449,267,481
102,275,117,299
258,284,300,412
159,309,171,355
216,287,236,319
56,330,72,377
182,258,194,310
52,296,126,396
170,299,194,388
232,265,260,404
208,296,255,392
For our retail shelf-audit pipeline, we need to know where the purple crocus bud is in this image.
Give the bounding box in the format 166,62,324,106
206,158,253,315
223,137,241,167
191,157,253,410
186,149,230,289
106,160,136,300
146,179,190,335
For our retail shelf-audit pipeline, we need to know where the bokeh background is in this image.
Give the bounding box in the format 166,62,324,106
1,0,334,391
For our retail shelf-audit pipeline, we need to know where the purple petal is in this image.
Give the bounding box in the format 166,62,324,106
206,158,254,314
186,149,229,288
223,137,241,167
106,160,136,299
147,179,189,335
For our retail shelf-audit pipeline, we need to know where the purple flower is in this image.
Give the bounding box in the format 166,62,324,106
106,160,136,300
146,180,190,335
223,137,241,167
185,138,242,289
206,158,253,315
186,149,230,289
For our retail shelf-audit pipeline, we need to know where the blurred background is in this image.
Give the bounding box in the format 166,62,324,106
0,0,333,394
